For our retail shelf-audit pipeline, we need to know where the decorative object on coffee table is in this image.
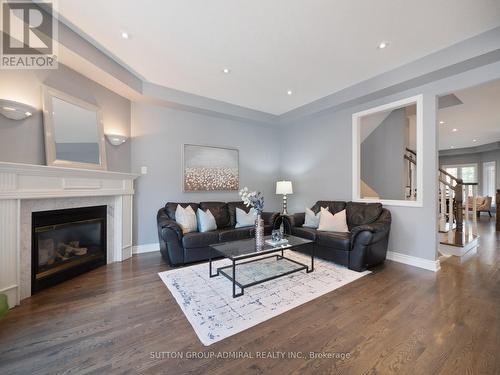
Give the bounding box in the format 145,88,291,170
276,180,293,214
183,144,239,191
273,214,293,235
239,187,265,248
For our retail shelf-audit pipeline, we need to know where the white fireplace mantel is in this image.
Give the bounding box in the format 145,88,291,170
0,162,139,309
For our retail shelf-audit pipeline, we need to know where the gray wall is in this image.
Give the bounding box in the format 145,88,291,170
0,64,131,172
361,108,407,200
280,94,438,262
281,61,500,262
131,102,282,246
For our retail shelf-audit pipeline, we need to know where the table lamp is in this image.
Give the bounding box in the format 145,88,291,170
276,180,293,214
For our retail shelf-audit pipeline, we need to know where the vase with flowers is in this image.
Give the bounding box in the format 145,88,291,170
239,187,265,248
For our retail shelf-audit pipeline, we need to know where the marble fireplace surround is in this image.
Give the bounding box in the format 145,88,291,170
0,162,139,308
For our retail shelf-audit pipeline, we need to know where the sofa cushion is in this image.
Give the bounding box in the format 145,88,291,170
346,202,382,229
175,204,198,234
219,227,253,242
165,202,199,220
227,201,250,227
292,227,317,241
199,202,230,228
196,208,217,232
311,201,346,215
182,231,220,248
235,207,257,228
318,209,349,233
316,231,351,251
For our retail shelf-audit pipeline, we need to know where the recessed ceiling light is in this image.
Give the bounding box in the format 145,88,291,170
473,139,477,142
439,121,445,124
287,90,293,96
452,128,458,132
377,41,388,49
450,146,455,149
222,68,231,74
121,32,129,39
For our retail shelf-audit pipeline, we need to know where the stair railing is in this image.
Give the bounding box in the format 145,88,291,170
404,148,417,200
438,168,478,236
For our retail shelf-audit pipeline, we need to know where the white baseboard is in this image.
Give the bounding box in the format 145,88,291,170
386,251,441,272
132,243,160,254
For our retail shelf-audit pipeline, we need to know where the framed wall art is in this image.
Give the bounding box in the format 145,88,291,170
183,144,239,191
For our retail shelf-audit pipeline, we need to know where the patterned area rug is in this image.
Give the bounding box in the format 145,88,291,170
158,251,370,345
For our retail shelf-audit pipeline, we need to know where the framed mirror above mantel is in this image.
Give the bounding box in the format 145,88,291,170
42,86,108,170
352,95,424,207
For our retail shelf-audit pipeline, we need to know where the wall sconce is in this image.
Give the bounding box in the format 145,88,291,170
0,99,36,120
105,134,128,146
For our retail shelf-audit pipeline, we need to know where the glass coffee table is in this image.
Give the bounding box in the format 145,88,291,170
209,235,314,298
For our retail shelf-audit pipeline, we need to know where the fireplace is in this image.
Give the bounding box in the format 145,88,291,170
31,205,107,293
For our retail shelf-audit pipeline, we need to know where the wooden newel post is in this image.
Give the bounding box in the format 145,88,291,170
455,178,464,234
496,189,500,232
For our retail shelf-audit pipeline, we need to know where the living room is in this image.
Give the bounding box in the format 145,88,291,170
1,1,500,374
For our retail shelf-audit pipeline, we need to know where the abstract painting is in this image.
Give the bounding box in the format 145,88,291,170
183,144,239,191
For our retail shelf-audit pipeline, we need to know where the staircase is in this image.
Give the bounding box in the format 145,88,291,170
405,149,479,256
404,148,417,200
438,168,479,256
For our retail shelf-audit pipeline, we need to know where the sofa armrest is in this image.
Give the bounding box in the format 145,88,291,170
157,209,183,241
350,209,391,244
157,208,185,266
262,211,280,226
349,209,391,271
289,212,305,227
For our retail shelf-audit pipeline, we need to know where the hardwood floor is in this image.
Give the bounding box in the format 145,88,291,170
1,218,499,375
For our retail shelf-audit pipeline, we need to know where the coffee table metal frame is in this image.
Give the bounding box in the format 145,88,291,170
209,236,314,298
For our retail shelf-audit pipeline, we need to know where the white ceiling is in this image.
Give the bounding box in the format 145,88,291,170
438,78,500,150
58,0,500,115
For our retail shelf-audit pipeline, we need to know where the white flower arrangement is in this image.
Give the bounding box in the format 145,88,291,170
239,187,264,214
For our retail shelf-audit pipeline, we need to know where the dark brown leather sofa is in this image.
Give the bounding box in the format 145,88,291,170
157,201,279,266
288,201,391,271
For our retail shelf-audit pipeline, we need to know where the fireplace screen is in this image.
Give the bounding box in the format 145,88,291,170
32,206,107,292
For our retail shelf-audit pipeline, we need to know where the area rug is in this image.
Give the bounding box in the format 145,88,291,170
158,251,370,345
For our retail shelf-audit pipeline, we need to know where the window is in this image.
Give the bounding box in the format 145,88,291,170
443,164,478,183
444,167,458,184
483,161,496,206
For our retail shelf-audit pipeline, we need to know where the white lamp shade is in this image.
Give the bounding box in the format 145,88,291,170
276,180,293,195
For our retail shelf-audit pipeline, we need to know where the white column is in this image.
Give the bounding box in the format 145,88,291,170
448,187,454,232
122,194,133,260
0,172,20,308
0,200,20,308
472,185,478,236
464,186,469,234
112,195,123,263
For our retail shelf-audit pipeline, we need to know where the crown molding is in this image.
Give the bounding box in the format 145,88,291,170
439,141,500,157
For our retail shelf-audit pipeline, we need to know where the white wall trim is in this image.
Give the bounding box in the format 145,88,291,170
386,251,441,272
352,94,424,207
133,243,160,254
